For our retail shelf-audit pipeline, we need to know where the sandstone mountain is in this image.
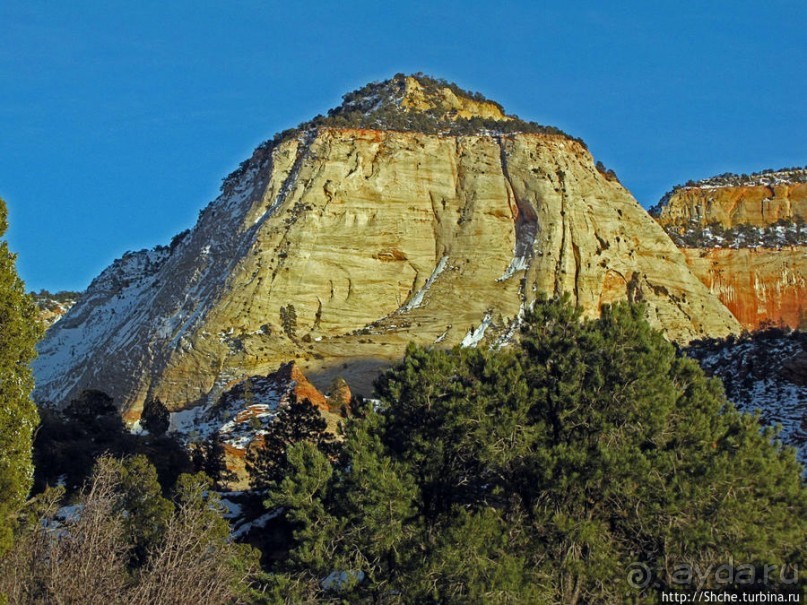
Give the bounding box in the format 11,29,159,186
33,74,740,421
651,167,806,330
651,167,807,231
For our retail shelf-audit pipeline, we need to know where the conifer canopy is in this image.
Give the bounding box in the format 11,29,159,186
265,297,805,602
0,198,42,555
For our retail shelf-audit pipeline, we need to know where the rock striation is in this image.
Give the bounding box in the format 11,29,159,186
651,167,807,230
33,74,739,420
680,248,806,330
651,167,807,330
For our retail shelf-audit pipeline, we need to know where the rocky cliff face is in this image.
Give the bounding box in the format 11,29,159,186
651,167,806,330
681,248,806,330
652,168,807,230
33,75,739,420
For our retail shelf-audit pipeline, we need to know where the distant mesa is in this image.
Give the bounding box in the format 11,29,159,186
651,166,807,330
651,166,807,229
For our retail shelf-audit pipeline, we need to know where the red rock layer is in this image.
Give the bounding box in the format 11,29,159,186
680,248,806,330
275,361,329,410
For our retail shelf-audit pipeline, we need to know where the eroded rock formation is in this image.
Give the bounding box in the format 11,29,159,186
681,248,806,330
652,167,806,330
652,168,807,230
33,75,740,420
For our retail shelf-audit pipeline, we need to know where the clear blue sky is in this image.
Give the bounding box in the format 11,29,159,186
2,1,805,292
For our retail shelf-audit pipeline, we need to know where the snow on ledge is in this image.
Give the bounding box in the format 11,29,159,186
402,255,449,311
461,312,493,348
497,254,530,281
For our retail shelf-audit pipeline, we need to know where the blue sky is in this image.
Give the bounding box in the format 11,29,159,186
1,1,805,292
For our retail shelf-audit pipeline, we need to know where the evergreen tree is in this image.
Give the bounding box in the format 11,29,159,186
0,198,42,555
191,430,237,489
262,296,805,603
279,305,297,340
116,455,173,565
247,398,339,490
140,398,169,436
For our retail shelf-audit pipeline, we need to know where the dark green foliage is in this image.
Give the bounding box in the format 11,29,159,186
314,72,577,140
595,160,619,182
671,166,807,192
246,399,339,490
0,198,42,556
31,289,81,304
140,398,170,436
33,394,193,496
190,430,237,489
261,296,805,603
64,389,117,424
116,455,174,565
168,228,190,251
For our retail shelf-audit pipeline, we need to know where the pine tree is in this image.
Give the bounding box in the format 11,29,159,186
279,304,297,340
0,198,42,555
246,398,339,489
116,455,173,565
140,397,169,436
262,296,806,603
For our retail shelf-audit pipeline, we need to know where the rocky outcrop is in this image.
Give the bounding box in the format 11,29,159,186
32,292,80,329
680,248,806,330
652,168,807,230
652,168,807,330
33,75,740,420
397,76,509,121
167,361,340,490
273,362,329,411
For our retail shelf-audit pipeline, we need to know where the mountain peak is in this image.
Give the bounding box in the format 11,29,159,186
220,74,584,192
335,73,510,123
253,73,582,156
401,75,508,119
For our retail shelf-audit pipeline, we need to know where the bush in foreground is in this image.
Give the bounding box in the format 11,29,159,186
0,456,260,604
